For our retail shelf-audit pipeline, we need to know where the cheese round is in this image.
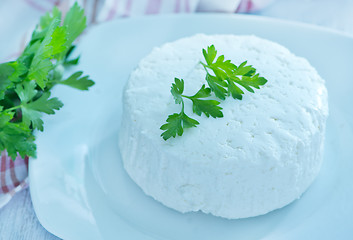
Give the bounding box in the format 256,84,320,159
119,34,328,219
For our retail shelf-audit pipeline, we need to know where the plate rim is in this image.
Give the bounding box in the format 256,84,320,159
94,12,353,39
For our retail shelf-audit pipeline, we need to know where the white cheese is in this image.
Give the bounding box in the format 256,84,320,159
119,34,329,219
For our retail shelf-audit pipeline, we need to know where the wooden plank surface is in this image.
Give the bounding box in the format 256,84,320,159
0,189,59,240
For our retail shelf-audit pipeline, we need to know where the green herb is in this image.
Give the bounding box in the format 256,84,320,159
201,45,267,100
0,3,94,159
160,78,224,140
161,45,267,140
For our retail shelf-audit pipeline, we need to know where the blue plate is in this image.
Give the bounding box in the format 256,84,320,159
30,14,353,239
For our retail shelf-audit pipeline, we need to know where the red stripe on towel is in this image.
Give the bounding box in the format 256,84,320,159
123,0,133,17
1,153,9,193
9,159,20,188
185,0,190,12
146,0,162,14
174,0,181,13
106,0,119,21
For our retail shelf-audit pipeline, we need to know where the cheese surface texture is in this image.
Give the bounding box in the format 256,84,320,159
119,34,329,219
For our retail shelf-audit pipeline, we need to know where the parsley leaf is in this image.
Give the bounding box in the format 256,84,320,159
191,98,223,118
25,92,63,115
39,6,61,30
161,78,199,140
7,61,27,83
184,85,223,118
59,71,94,90
15,81,38,103
63,45,80,66
28,18,61,89
227,78,244,100
0,112,36,159
0,63,14,100
63,2,86,48
63,56,80,66
22,92,63,131
160,112,199,140
171,77,184,104
161,45,267,140
0,3,94,159
201,45,267,100
202,45,217,65
49,26,68,55
205,73,227,100
15,81,63,131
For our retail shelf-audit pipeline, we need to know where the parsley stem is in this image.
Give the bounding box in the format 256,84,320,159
4,105,21,112
181,99,185,112
199,61,211,74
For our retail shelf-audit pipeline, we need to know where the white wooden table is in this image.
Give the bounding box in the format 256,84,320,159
0,0,352,239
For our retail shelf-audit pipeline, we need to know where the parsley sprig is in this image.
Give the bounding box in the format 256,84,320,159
161,45,267,140
0,3,94,159
201,45,267,100
160,78,223,140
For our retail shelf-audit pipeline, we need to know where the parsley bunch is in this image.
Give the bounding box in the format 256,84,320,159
0,3,94,159
161,45,267,140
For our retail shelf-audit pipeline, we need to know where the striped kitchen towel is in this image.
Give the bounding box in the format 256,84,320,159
0,151,29,208
0,0,274,208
